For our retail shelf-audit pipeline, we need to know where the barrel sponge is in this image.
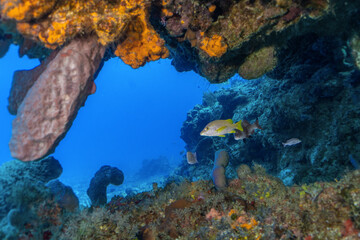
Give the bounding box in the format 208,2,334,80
87,165,124,206
212,149,229,190
214,149,229,168
212,166,227,190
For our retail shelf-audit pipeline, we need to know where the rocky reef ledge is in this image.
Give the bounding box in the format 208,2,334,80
3,164,359,239
179,34,360,185
1,0,360,161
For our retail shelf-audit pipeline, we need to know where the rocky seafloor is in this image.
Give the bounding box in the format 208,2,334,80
0,156,359,239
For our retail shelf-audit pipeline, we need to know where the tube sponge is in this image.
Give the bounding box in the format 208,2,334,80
212,150,229,190
87,165,124,206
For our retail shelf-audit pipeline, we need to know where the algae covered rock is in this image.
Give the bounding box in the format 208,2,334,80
0,157,62,218
47,180,79,211
238,46,278,80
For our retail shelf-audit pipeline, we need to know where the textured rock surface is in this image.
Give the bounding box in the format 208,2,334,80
1,0,359,82
0,157,62,219
9,36,106,161
87,165,124,206
180,35,360,184
47,180,79,211
156,0,360,82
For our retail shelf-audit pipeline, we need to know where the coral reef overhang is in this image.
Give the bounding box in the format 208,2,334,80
1,0,360,161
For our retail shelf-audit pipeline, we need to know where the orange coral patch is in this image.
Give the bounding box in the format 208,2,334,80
162,8,173,17
2,0,146,49
240,217,258,230
208,5,216,13
200,34,228,57
114,8,169,68
1,0,57,21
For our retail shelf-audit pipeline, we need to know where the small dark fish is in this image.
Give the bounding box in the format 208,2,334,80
234,119,262,141
282,138,301,147
187,151,198,164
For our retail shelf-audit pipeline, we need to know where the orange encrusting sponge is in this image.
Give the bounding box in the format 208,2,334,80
200,34,228,57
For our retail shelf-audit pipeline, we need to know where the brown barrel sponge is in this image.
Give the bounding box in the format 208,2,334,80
212,165,227,190
214,150,229,168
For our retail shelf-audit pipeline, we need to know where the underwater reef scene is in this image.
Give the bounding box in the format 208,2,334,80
1,0,360,239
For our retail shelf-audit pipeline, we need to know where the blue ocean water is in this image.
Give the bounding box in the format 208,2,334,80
0,45,228,201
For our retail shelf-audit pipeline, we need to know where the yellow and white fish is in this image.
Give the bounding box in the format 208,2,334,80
200,119,243,137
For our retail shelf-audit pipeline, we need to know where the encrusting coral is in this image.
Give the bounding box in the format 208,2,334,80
16,165,357,239
1,0,169,68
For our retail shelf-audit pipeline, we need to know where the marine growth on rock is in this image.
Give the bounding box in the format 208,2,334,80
1,0,360,164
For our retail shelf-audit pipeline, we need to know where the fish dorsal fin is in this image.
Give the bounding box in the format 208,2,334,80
216,126,227,132
226,119,233,124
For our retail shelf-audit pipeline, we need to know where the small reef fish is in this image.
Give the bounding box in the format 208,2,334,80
282,138,302,147
186,151,198,164
234,119,262,142
200,119,243,137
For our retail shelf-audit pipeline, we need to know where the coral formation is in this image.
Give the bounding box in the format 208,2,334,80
8,36,106,161
114,4,169,68
0,157,77,239
87,165,124,206
0,0,169,66
180,35,360,184
1,0,358,82
58,167,360,239
199,34,228,58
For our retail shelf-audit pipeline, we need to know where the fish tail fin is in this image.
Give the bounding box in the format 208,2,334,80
282,142,286,147
255,119,262,130
235,120,243,131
